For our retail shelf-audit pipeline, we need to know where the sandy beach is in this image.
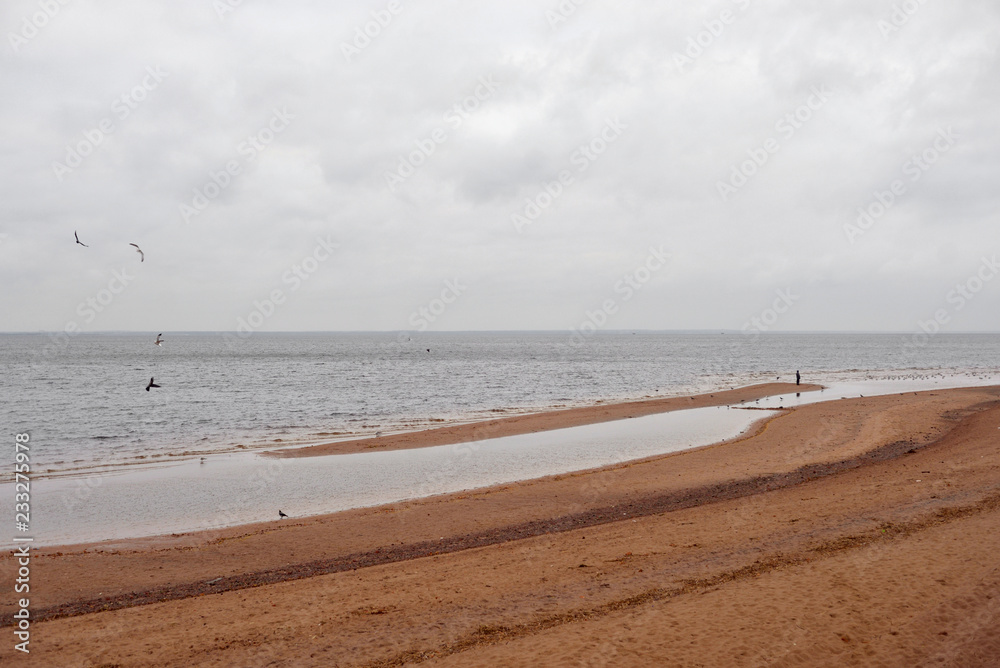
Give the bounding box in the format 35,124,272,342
3,383,999,666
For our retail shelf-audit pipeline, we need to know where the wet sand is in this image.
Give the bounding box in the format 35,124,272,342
2,384,999,666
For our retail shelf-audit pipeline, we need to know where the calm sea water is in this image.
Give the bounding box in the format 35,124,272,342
2,331,998,477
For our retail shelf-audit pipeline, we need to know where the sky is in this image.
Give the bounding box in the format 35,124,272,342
2,0,998,334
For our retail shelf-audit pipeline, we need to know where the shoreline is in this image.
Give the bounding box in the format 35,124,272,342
4,377,990,548
17,367,999,481
7,381,814,484
13,384,807,549
4,382,994,570
4,384,1000,665
267,381,821,458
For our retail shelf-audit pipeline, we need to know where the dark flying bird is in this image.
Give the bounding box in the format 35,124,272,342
278,510,288,519
145,377,160,391
129,243,144,262
154,333,164,346
74,231,88,247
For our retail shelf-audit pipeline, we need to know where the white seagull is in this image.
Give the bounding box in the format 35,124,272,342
129,243,144,262
154,333,164,346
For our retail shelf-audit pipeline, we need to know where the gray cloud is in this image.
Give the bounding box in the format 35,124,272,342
2,0,998,333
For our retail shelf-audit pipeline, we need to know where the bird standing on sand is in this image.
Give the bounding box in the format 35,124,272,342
129,243,144,262
278,510,288,519
74,231,88,247
154,333,164,346
145,377,160,391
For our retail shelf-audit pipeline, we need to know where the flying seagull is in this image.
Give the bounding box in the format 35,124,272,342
278,510,288,519
154,333,164,346
129,243,144,262
74,231,88,247
145,377,160,391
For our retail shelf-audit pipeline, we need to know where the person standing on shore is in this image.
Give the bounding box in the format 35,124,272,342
796,370,801,385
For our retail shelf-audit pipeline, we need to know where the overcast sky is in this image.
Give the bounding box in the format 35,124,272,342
2,0,998,334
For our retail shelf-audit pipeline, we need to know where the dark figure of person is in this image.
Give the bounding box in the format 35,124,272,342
796,370,801,386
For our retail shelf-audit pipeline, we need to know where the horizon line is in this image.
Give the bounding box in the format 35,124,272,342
5,329,1000,336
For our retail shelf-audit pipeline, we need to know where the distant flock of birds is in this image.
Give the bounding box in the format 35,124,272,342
76,230,163,391
77,230,290,519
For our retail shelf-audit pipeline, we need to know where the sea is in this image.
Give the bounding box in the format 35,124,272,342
3,330,999,480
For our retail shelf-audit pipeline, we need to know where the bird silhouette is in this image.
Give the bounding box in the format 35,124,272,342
74,231,88,247
145,377,160,391
154,333,164,346
129,243,144,262
278,510,288,519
